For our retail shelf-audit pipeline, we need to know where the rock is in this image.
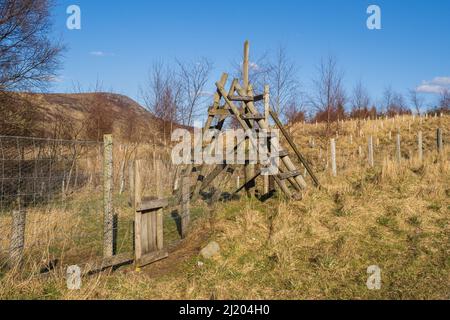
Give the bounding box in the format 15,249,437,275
197,261,204,267
200,241,220,259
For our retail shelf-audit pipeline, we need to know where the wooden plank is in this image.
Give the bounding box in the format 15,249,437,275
103,134,114,258
208,108,232,116
156,160,164,251
136,249,169,268
134,160,143,263
136,198,169,212
82,253,134,275
229,95,254,102
277,170,301,180
241,113,265,120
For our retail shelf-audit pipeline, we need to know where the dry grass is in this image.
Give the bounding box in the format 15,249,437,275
0,115,448,300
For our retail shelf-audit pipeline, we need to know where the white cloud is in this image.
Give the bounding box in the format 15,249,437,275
416,76,450,94
89,51,115,57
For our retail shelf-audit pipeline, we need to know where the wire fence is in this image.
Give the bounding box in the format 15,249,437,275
0,135,104,273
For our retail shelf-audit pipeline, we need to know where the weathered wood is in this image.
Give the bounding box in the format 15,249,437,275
241,113,265,120
181,176,190,238
136,199,169,212
82,252,134,275
134,160,143,263
229,95,254,102
155,160,164,251
200,163,228,192
277,170,301,180
8,209,26,269
128,161,135,207
136,249,168,268
234,170,262,194
208,108,232,116
103,134,115,258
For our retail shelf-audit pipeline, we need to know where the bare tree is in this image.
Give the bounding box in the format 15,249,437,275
409,89,425,115
176,57,213,126
268,46,301,119
350,80,371,136
141,61,182,144
439,89,450,110
0,0,63,91
310,54,346,135
383,86,410,117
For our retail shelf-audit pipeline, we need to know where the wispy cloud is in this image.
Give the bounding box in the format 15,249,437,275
89,51,115,57
416,76,450,94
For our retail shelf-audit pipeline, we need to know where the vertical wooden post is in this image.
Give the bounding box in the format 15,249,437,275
368,136,374,168
437,128,443,154
9,209,26,269
418,131,423,162
331,139,337,177
396,133,402,163
155,160,164,250
134,160,143,263
181,175,190,238
103,134,114,258
128,161,135,207
243,40,255,198
264,85,270,124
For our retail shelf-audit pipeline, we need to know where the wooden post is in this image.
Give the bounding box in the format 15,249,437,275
264,85,270,124
128,161,135,207
181,175,190,238
103,134,115,258
243,40,255,198
331,139,337,177
9,209,26,269
155,160,164,250
396,133,402,163
437,128,443,154
134,160,143,264
368,136,374,168
418,131,423,162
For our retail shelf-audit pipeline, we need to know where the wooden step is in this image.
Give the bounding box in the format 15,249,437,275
277,170,301,180
228,95,254,102
241,113,265,120
208,108,232,116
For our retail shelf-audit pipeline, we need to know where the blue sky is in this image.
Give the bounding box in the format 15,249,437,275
51,0,450,109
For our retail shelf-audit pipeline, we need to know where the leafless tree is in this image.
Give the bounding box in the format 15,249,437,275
268,46,301,119
439,89,450,110
310,54,346,135
141,61,182,144
0,0,63,91
350,80,371,136
176,57,213,126
383,86,410,117
408,89,425,115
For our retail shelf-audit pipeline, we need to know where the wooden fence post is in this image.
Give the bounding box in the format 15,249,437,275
103,134,115,258
437,128,443,154
331,139,337,177
368,136,374,168
128,161,135,207
418,131,423,162
9,209,26,269
181,175,191,238
396,133,402,163
155,160,164,250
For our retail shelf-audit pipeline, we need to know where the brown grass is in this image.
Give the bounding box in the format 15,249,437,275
0,115,448,300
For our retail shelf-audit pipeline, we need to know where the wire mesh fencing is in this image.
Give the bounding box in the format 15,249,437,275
0,135,105,274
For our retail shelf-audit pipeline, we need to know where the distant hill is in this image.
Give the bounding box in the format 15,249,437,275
0,92,170,142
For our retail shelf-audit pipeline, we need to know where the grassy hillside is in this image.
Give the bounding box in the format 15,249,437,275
0,115,448,300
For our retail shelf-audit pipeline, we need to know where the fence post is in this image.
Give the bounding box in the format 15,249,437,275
368,136,374,168
9,209,26,270
103,134,115,258
128,161,135,207
418,131,423,162
331,139,337,177
181,175,191,238
156,160,164,250
396,133,402,163
437,128,443,154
